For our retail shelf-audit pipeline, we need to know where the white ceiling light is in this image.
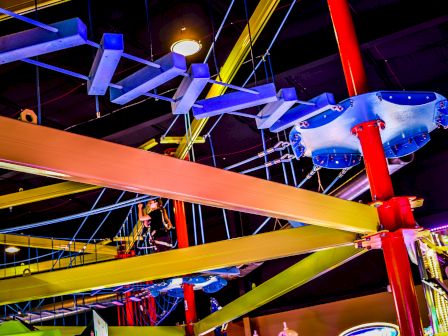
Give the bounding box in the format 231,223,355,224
5,246,20,254
171,39,202,57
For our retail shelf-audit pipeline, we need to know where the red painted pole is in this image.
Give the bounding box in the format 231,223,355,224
327,0,369,97
328,0,423,335
174,199,197,336
125,292,134,326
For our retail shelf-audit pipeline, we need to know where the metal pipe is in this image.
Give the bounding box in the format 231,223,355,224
0,7,58,32
328,0,423,334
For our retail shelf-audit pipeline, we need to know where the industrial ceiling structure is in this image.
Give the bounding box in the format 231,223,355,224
0,0,447,335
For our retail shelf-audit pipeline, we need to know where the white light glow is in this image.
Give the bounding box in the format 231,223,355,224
5,246,20,254
171,39,202,56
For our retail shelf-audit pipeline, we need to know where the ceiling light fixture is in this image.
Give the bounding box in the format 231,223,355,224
171,26,202,57
5,246,20,254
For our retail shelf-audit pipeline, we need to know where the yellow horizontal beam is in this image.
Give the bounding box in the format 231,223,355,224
37,326,185,336
0,182,97,209
0,137,157,210
160,136,206,145
0,253,114,279
0,226,357,304
0,0,70,22
195,246,366,335
0,117,378,233
0,234,116,255
175,0,280,159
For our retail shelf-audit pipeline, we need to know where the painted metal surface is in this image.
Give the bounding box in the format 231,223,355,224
256,88,298,129
282,91,445,169
172,64,210,115
37,326,185,336
0,117,378,233
0,226,358,304
110,52,187,105
328,0,424,334
192,83,277,119
194,246,365,335
0,234,116,255
175,0,281,159
0,17,87,64
87,33,124,95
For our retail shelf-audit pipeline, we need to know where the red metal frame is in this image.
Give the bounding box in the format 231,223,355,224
174,199,197,336
328,0,424,334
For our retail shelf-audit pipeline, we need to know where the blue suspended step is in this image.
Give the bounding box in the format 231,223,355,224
270,93,336,133
88,33,124,95
256,87,298,129
171,63,210,115
0,17,87,65
192,83,277,119
110,52,187,105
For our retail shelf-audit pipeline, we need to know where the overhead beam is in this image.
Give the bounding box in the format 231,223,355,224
0,117,378,234
0,253,114,279
194,246,365,335
0,226,357,304
0,234,116,255
37,326,185,336
175,0,281,159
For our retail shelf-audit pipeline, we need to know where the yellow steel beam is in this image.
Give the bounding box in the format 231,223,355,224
0,137,157,210
0,117,378,233
37,326,185,336
0,253,114,279
0,182,97,209
194,246,366,335
160,136,206,145
175,0,281,159
0,234,116,255
0,0,70,22
0,226,357,304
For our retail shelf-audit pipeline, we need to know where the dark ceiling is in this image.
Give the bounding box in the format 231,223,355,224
0,0,448,325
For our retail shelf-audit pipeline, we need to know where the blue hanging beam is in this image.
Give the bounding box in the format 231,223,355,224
0,18,87,65
193,83,277,119
269,92,336,133
172,64,210,115
87,33,124,95
85,40,161,69
256,88,298,129
0,7,58,32
110,52,187,105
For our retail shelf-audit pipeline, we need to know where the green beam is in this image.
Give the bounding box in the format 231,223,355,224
194,246,366,335
37,326,185,336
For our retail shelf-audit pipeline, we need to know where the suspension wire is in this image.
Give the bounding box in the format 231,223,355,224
207,135,230,239
243,0,257,84
161,115,180,139
260,129,270,180
206,0,223,79
323,168,351,194
186,112,205,244
284,130,298,186
0,195,153,234
204,0,235,64
144,0,154,61
296,165,321,188
252,217,271,235
277,133,289,185
243,0,297,87
53,188,107,268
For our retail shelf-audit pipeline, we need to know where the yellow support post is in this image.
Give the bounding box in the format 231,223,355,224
0,226,356,304
194,246,366,335
160,136,206,145
175,0,281,159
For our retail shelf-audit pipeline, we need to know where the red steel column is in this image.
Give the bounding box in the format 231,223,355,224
174,200,197,335
327,0,369,96
328,0,423,335
125,292,134,326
